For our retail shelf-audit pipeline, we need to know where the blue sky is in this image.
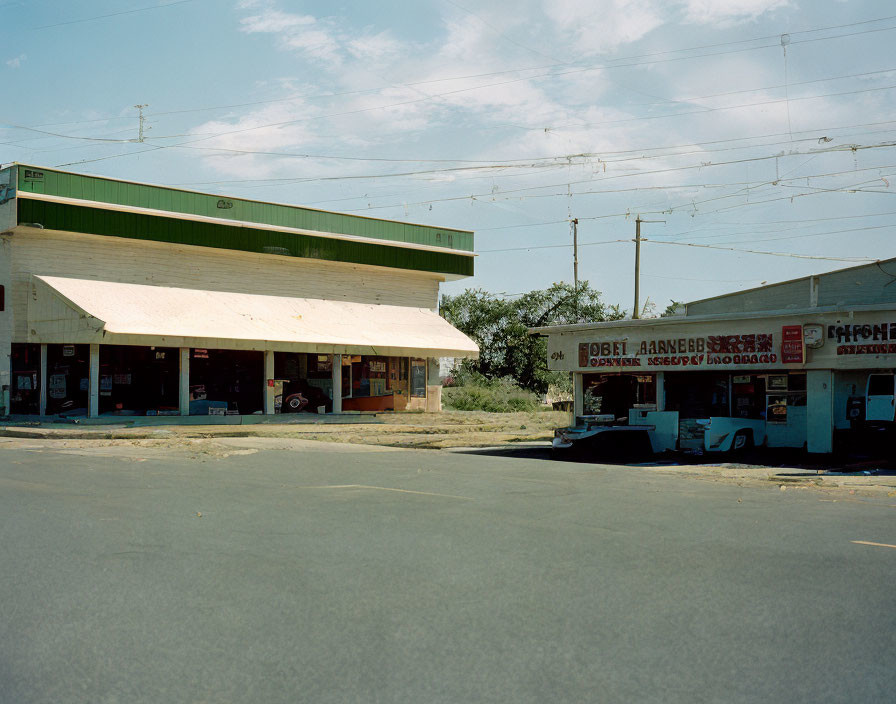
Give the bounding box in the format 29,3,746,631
3,0,896,313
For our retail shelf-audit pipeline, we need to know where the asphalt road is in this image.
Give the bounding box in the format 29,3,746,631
1,441,893,703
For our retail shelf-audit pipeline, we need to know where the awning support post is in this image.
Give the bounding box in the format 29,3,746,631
264,350,275,415
88,344,100,418
39,344,47,416
179,347,190,416
331,354,342,414
573,373,583,419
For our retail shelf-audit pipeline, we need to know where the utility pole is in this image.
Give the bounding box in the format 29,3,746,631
571,218,579,320
134,104,149,143
632,215,665,319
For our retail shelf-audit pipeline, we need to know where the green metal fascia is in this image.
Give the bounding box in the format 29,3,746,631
15,165,474,252
17,199,475,277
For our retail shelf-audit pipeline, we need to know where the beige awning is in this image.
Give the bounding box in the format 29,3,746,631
27,275,479,358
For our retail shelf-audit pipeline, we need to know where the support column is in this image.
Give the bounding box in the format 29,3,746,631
425,358,441,412
88,343,100,419
573,373,584,419
807,369,833,454
264,350,275,415
179,347,190,416
655,371,665,411
331,354,342,414
39,344,47,416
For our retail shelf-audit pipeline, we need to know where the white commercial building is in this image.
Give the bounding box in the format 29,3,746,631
0,164,478,418
534,258,896,454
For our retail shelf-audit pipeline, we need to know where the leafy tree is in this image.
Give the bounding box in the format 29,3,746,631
440,282,623,394
661,301,684,317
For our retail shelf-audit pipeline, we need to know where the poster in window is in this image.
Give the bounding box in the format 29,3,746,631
766,394,788,423
369,360,386,373
767,375,788,390
49,374,67,399
16,372,36,391
411,360,426,397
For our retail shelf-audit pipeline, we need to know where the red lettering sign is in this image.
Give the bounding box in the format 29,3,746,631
781,325,804,364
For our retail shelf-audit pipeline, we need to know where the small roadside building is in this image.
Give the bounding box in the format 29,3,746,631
0,164,478,418
533,258,896,454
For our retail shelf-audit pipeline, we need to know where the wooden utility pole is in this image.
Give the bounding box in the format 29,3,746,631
632,216,664,319
633,216,642,319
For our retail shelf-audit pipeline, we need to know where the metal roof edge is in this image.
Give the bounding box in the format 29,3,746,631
683,257,895,308
529,302,896,334
17,191,477,258
10,162,475,236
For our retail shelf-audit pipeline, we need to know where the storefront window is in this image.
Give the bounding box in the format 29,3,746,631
732,375,766,419
765,373,807,423
99,345,179,416
10,343,40,414
45,344,89,416
665,372,729,418
350,355,389,398
410,358,427,397
272,353,333,413
189,349,263,415
583,374,656,418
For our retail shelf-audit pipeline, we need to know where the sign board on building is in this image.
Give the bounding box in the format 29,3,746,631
781,325,804,364
577,332,778,370
803,324,824,349
830,321,896,356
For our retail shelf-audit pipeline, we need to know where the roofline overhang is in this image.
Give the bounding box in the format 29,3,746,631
6,162,474,236
16,191,476,258
529,301,896,335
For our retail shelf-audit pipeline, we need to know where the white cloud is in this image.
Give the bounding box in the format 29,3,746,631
347,31,404,62
6,54,25,69
239,9,315,33
239,8,343,65
680,0,791,26
544,0,666,56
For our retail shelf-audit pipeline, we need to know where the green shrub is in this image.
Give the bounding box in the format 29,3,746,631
442,377,541,413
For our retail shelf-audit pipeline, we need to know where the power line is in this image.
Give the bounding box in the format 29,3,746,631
642,239,879,262
33,0,197,30
478,239,628,253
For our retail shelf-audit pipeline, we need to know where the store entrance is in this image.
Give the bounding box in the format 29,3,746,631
189,349,263,415
583,373,656,420
98,345,179,416
45,344,89,416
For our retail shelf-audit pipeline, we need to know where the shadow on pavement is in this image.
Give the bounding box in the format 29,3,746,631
454,442,896,473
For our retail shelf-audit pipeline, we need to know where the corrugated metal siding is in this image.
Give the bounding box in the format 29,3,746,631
686,260,896,315
816,263,896,307
17,199,474,277
686,280,810,315
16,165,474,251
9,229,440,341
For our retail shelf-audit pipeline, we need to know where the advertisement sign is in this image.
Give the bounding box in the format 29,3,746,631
781,325,804,364
49,374,66,399
577,332,778,370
